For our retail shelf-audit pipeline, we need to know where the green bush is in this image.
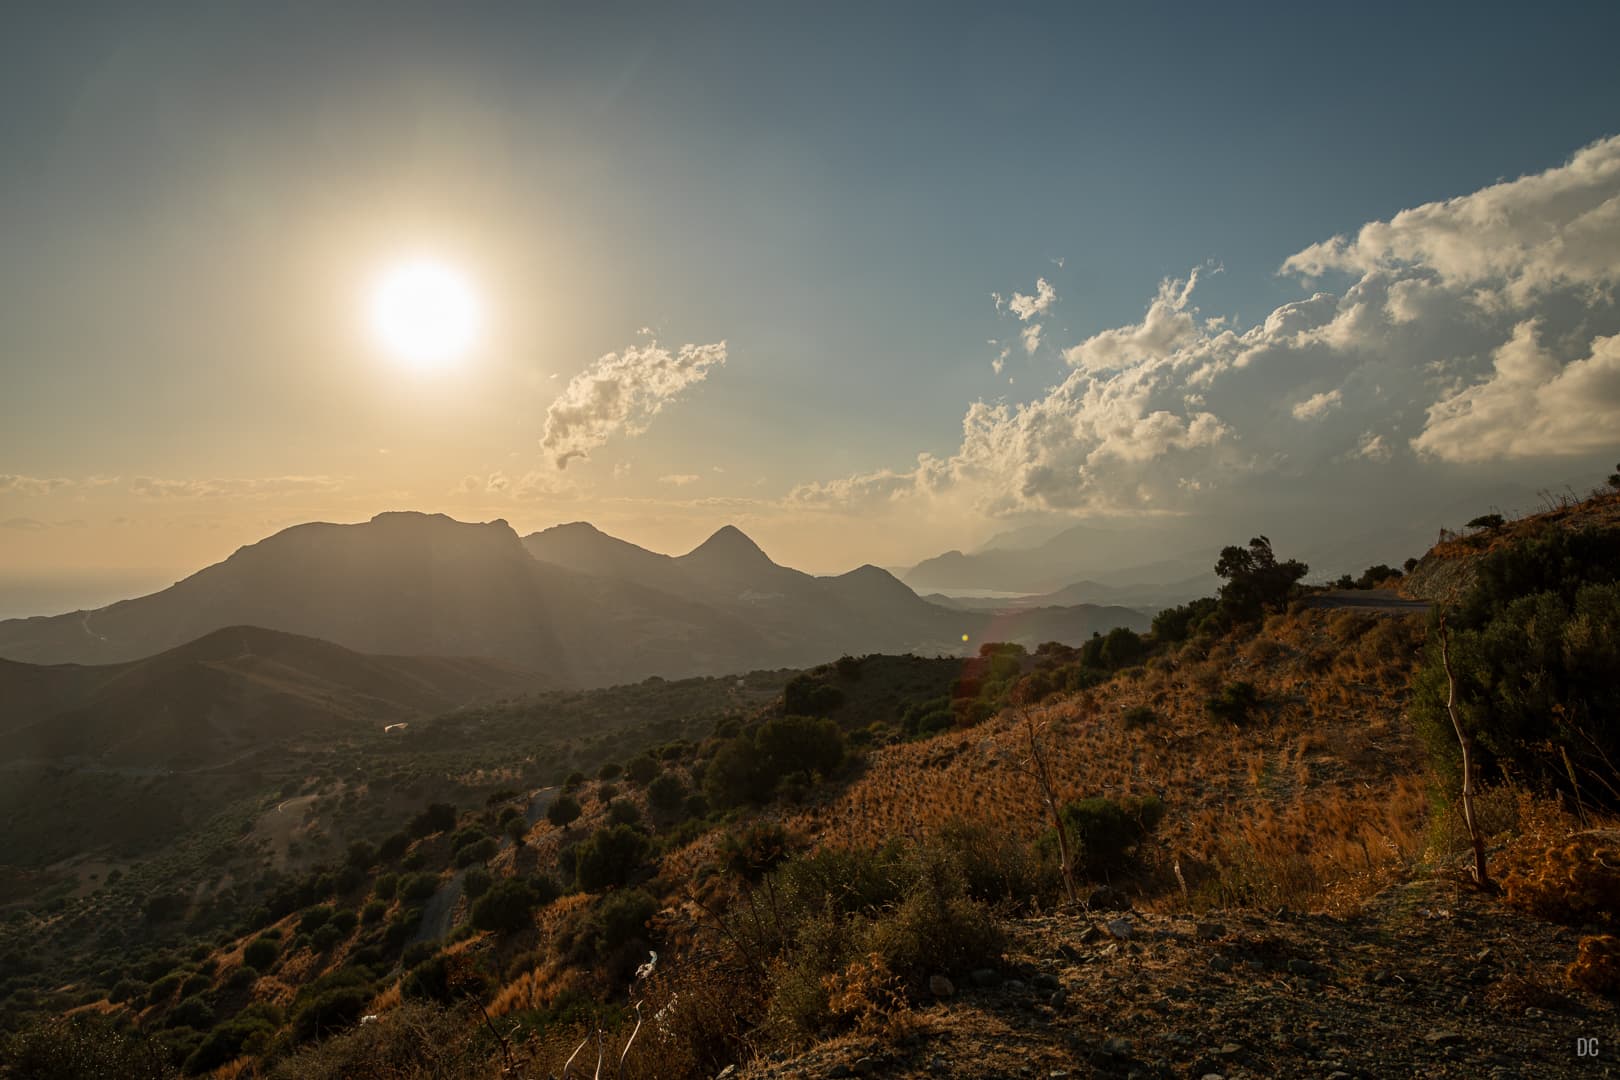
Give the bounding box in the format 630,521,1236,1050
291,986,369,1042
1416,576,1620,807
624,755,659,785
463,865,493,899
166,994,214,1030
648,772,687,818
452,836,499,868
239,939,278,971
409,803,457,838
593,889,658,955
1206,681,1261,727
607,799,642,826
547,793,582,829
372,873,398,900
361,899,388,924
574,824,650,891
1050,795,1166,878
470,879,539,933
399,872,441,903
298,905,335,935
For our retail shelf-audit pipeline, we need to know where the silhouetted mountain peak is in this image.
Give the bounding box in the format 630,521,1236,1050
682,525,773,566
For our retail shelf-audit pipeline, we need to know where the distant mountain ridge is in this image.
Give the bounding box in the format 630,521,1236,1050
0,512,1150,684
0,625,543,768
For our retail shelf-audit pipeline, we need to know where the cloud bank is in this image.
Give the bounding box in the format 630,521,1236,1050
541,340,728,469
795,136,1620,519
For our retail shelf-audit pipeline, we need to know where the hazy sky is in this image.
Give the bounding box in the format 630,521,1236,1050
4,2,1620,612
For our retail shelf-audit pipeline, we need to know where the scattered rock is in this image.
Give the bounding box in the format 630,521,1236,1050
1048,989,1068,1009
1216,1042,1243,1057
1196,921,1227,940
826,1067,851,1079
1285,958,1318,976
1032,972,1062,992
1210,955,1233,972
1078,924,1104,944
970,968,1001,988
928,974,955,999
1425,1030,1467,1046
852,1057,879,1076
1101,1036,1133,1057
1004,978,1027,992
1106,918,1135,940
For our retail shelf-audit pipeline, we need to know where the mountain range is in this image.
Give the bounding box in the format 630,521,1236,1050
0,512,1150,688
0,625,542,769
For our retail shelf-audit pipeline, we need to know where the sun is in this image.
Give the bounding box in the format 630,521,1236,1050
366,258,482,369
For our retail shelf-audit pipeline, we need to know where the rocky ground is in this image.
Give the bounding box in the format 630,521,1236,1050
741,877,1618,1079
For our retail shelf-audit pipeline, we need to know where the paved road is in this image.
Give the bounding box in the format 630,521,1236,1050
1302,588,1433,614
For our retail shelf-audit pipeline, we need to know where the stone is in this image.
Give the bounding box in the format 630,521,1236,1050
970,968,1001,988
852,1058,879,1077
928,974,955,999
1102,1037,1133,1057
1195,921,1226,940
1209,955,1233,972
1425,1030,1467,1046
1106,917,1135,940
1216,1043,1242,1057
1285,958,1317,976
1048,989,1068,1008
1004,978,1027,992
1032,972,1061,992
826,1067,852,1079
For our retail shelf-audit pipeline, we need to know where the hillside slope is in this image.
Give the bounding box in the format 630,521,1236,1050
0,625,544,768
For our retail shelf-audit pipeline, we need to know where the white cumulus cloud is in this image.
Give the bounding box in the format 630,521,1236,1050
541,340,728,469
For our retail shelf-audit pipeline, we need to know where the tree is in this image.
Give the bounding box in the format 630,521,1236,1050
574,824,650,891
647,772,687,819
624,755,659,785
1214,536,1308,623
547,793,582,829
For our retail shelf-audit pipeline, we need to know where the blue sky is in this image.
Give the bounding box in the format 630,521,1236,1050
3,2,1620,607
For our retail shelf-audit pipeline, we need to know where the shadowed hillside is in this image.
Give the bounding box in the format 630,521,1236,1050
0,625,545,769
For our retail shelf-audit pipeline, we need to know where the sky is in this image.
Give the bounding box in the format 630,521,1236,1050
3,2,1620,614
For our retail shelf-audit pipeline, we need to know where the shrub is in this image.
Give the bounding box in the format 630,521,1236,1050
470,879,539,933
1051,795,1166,878
574,824,650,891
409,803,457,838
648,772,688,818
564,771,586,791
402,952,488,1005
399,872,441,903
463,865,493,899
360,898,389,924
547,793,583,829
291,985,369,1042
1569,935,1620,995
378,832,410,861
372,873,398,900
242,935,279,971
597,762,623,781
784,674,845,716
1415,549,1620,806
298,905,335,935
593,889,658,955
607,799,642,826
184,1015,275,1074
1121,705,1157,728
624,755,659,785
453,836,499,868
1467,513,1506,530
1206,681,1262,727
167,994,214,1030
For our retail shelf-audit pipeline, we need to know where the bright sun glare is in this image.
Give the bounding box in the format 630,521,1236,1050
366,258,482,369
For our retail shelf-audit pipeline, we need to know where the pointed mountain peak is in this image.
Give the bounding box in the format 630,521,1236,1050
682,524,773,566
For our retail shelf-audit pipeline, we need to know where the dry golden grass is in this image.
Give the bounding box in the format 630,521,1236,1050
783,606,1431,915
